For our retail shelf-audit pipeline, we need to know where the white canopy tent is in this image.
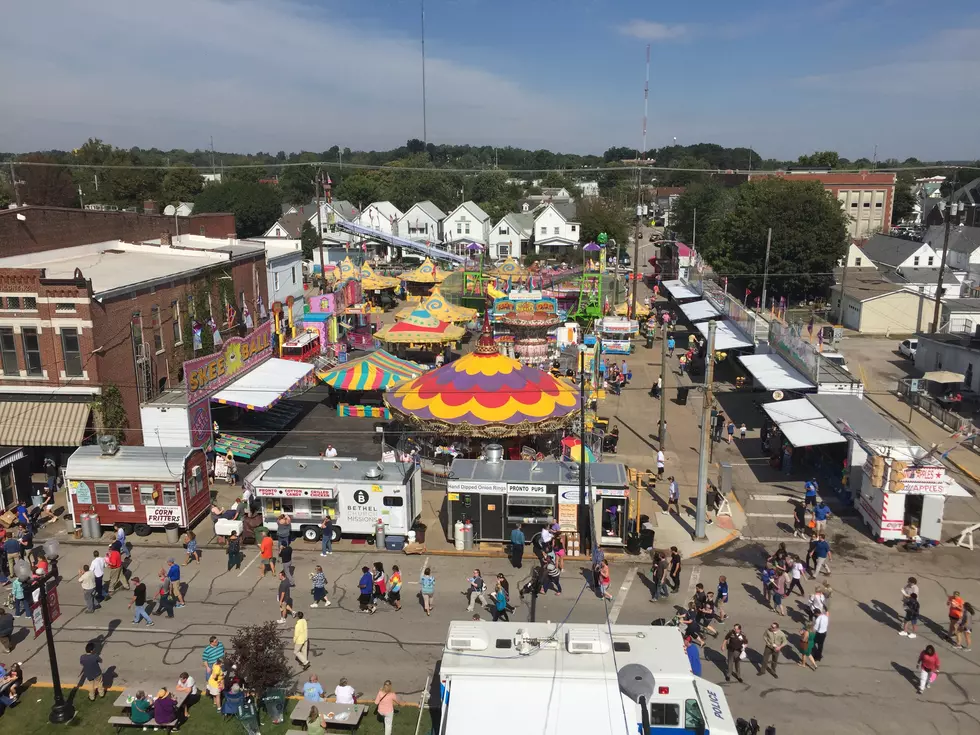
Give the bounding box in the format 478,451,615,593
739,354,815,392
694,319,753,351
763,398,846,447
679,299,721,323
211,357,313,411
661,279,699,300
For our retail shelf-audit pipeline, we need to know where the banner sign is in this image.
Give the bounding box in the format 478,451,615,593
184,322,273,403
493,296,559,318
145,505,184,526
256,487,335,499
770,320,819,380
32,586,60,638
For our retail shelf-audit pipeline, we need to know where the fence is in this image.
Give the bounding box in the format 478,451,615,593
897,379,977,440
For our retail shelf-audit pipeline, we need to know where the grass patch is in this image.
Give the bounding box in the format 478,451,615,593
0,688,435,734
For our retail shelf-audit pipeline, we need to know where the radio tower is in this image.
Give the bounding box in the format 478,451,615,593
641,44,650,159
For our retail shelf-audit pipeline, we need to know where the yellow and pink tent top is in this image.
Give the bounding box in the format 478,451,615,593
359,263,400,290
394,286,476,324
374,307,465,345
402,257,448,284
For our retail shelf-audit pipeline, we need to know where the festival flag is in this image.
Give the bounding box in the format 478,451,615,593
192,320,203,350
257,295,267,320
243,303,253,329
208,317,223,346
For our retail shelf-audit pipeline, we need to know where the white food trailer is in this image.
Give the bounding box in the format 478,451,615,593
243,456,421,542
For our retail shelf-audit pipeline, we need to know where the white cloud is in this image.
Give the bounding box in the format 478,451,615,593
0,0,605,153
616,20,692,41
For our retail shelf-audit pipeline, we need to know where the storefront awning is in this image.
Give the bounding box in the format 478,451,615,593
661,279,699,300
763,398,846,447
0,401,91,446
679,299,721,323
739,354,815,392
211,358,313,411
694,319,753,351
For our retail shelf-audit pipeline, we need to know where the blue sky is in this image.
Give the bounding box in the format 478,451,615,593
1,0,978,161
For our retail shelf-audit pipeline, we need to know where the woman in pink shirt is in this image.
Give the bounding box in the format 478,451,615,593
917,645,940,695
374,680,401,735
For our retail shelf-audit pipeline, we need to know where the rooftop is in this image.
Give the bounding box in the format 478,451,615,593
252,455,414,485
944,298,980,313
860,234,927,267
923,225,980,255
448,458,628,487
832,271,903,301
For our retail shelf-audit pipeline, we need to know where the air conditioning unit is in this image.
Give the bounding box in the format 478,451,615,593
446,626,489,652
566,629,610,655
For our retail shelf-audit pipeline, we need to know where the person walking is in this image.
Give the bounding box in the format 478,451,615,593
901,592,921,638
916,645,940,695
128,577,154,626
202,635,225,680
954,602,973,651
813,501,831,535
758,622,787,678
947,591,965,641
277,571,293,623
280,543,295,587
310,565,331,608
716,575,729,622
812,610,829,662
713,414,725,443
372,562,387,606
792,503,808,539
787,557,806,597
259,533,275,578
164,559,184,606
89,550,106,602
598,560,613,600
810,534,831,578
722,624,747,682
420,567,435,616
79,641,106,700
320,514,333,556
374,680,401,735
542,558,562,596
739,423,747,440
78,563,99,613
798,623,818,670
183,531,201,565
293,611,310,670
657,450,666,479
206,658,224,710
727,421,736,444
771,569,787,616
388,565,403,610
226,531,242,571
808,587,827,622
465,569,489,612
491,581,510,621
667,477,680,515
667,335,675,358
11,576,27,618
669,547,682,592
276,513,292,550
115,523,131,561
106,544,129,593
358,566,377,614
510,523,525,569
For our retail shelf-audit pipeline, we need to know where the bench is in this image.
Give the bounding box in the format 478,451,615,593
108,715,178,732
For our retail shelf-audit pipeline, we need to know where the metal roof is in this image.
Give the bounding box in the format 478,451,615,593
448,459,628,487
65,445,198,481
255,456,414,485
806,394,905,441
0,401,91,446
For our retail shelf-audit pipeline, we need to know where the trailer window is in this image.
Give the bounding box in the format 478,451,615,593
95,483,111,504
161,484,178,505
117,484,133,505
650,702,680,726
382,496,403,507
684,700,705,729
138,485,154,506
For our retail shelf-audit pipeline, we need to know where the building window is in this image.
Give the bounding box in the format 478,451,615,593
0,328,18,375
274,272,281,290
875,202,883,207
928,256,934,266
55,303,75,312
499,244,510,257
95,483,111,504
914,256,920,266
553,227,560,235
465,224,470,234
152,305,163,352
571,225,577,233
863,202,871,207
499,227,509,235
138,484,154,507
61,328,83,377
173,302,182,344
22,297,37,310
855,257,862,266
540,226,547,234
116,484,133,506
132,313,143,349
161,484,178,505
850,202,858,207
457,223,462,234
4,297,20,309
21,327,42,376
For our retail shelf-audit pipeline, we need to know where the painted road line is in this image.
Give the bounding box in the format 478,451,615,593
749,494,795,502
237,552,260,577
686,565,701,595
406,556,429,586
942,520,980,526
608,567,636,624
746,513,794,519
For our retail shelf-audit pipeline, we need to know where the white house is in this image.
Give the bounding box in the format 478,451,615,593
444,201,491,252
925,225,980,283
356,201,403,236
861,234,939,271
263,240,306,323
840,242,877,270
531,202,580,252
399,201,446,242
264,200,358,247
163,202,194,217
489,213,534,260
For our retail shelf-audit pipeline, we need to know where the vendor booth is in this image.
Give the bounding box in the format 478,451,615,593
320,349,424,419
660,279,700,302
679,299,722,323
596,317,638,355
762,399,846,448
65,441,210,535
694,319,753,351
374,307,465,355
211,357,314,411
445,455,630,546
402,257,448,300
395,286,477,324
738,354,815,393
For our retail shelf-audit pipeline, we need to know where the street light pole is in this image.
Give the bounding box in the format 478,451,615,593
659,318,668,449
759,227,772,314
695,320,717,540
931,200,959,333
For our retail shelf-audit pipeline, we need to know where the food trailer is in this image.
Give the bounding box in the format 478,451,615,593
243,456,422,542
64,439,211,535
595,317,638,355
445,457,630,546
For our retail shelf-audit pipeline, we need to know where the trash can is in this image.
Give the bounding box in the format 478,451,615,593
413,522,427,544
261,687,286,724
646,333,654,349
165,523,181,544
677,386,690,405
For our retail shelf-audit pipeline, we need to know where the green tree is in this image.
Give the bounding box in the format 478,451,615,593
892,177,917,224
576,197,630,248
336,173,382,209
278,165,316,205
670,182,728,246
226,622,291,697
193,180,282,238
16,154,77,207
698,178,849,299
222,166,264,184
797,151,841,168
300,220,319,260
161,165,204,204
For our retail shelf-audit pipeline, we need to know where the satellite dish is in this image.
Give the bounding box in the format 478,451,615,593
772,390,785,401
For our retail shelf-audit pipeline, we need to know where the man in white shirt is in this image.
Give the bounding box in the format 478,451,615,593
324,445,338,458
657,450,666,478
89,550,106,602
667,477,680,515
812,611,829,662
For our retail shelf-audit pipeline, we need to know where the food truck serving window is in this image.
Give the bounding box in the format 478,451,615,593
138,485,154,506
161,484,178,504
117,484,134,505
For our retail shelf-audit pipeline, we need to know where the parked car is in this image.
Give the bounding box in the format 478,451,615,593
899,338,918,359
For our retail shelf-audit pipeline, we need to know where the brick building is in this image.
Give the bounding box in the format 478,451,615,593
0,215,269,461
749,170,897,240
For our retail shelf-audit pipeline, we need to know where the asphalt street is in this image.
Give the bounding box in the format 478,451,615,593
6,536,979,733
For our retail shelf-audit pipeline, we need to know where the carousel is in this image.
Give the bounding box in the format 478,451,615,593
373,306,465,358
402,257,448,300
493,296,561,365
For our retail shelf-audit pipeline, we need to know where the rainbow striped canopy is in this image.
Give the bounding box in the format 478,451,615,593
319,350,423,391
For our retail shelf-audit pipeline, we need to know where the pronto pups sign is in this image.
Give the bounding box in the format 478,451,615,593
184,322,272,403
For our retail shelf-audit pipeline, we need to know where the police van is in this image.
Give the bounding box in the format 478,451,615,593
243,456,421,542
438,621,737,735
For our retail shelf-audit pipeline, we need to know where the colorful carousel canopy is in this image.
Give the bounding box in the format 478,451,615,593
359,263,400,290
384,311,579,437
394,286,477,323
402,258,447,284
319,349,424,391
489,257,529,279
374,307,465,345
338,256,358,281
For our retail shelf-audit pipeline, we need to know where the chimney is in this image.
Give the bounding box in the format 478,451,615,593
143,200,158,215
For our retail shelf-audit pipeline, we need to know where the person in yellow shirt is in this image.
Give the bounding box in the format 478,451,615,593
293,611,310,670
206,658,224,710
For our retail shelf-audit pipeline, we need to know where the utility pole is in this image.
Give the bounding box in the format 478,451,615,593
659,318,668,449
836,249,850,326
931,200,959,332
759,227,772,313
9,161,23,207
631,203,641,318
695,320,717,540
578,350,590,553
315,170,326,291
420,0,428,148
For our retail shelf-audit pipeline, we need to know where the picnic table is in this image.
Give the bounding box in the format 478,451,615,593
112,686,190,710
288,699,367,728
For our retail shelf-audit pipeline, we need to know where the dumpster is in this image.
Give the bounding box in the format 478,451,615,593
261,687,286,724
